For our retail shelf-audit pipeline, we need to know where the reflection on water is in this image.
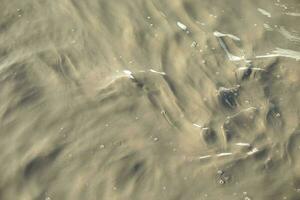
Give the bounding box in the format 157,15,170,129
0,0,300,199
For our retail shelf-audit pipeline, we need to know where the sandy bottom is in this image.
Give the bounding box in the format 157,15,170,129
0,0,300,199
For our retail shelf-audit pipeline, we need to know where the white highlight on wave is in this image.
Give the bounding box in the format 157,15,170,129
213,31,249,62
255,48,300,61
278,26,300,42
123,70,134,79
213,31,241,41
285,12,300,17
257,8,272,18
149,69,166,75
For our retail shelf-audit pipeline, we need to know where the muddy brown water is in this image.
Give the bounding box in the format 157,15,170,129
0,0,300,199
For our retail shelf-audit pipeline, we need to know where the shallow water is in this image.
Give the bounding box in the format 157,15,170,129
0,0,300,199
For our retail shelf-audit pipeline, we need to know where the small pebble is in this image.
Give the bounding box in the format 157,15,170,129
191,41,197,48
177,21,187,31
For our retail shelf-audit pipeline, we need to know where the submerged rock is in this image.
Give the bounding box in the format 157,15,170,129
217,86,240,109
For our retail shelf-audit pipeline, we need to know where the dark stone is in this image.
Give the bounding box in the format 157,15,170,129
242,67,252,80
201,128,217,145
218,87,238,109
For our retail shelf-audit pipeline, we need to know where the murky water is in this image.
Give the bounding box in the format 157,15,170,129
1,0,300,199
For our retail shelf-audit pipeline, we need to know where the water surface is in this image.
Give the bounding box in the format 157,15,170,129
0,0,300,199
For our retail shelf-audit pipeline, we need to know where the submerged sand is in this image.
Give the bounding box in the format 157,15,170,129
0,0,300,199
